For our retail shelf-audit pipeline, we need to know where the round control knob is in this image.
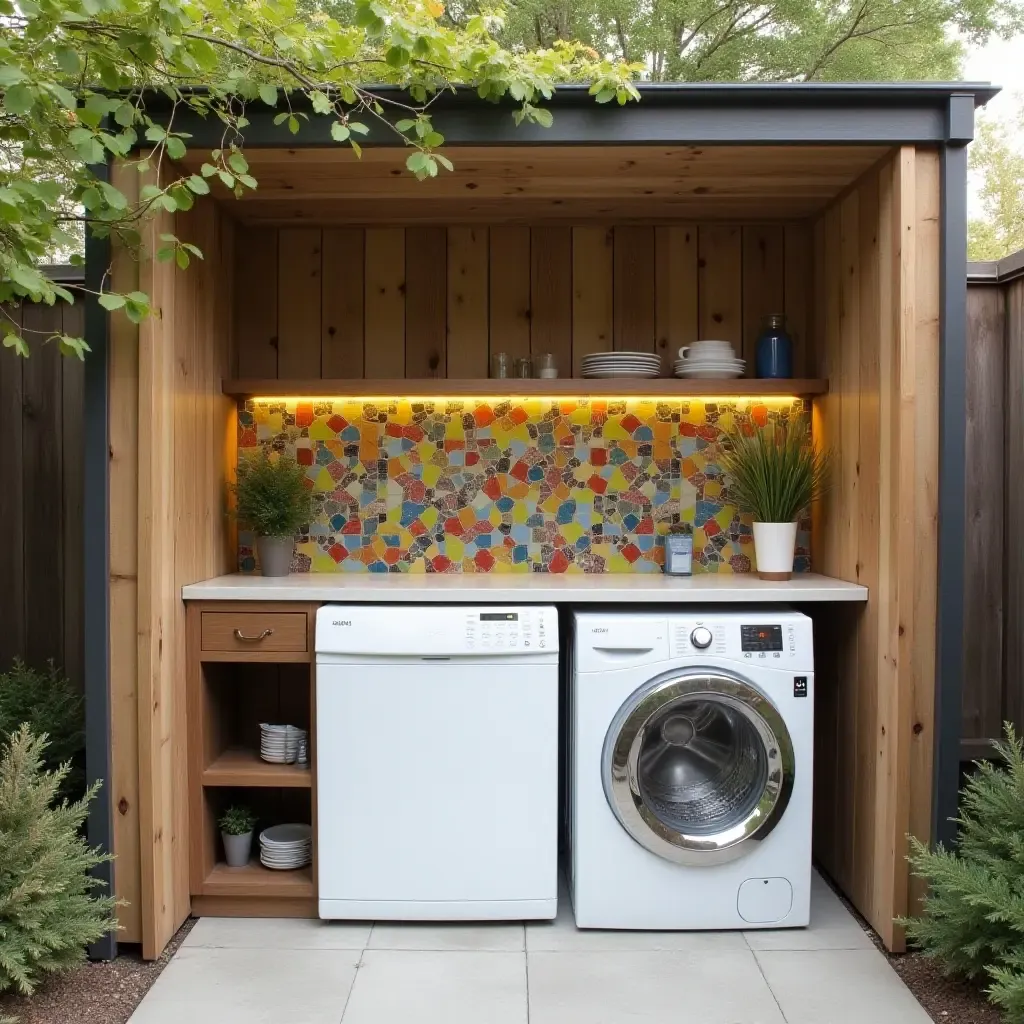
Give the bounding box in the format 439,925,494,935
690,626,713,649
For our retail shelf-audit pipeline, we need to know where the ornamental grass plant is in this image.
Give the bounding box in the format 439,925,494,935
232,451,314,538
720,422,831,523
0,728,116,1004
904,726,1024,1022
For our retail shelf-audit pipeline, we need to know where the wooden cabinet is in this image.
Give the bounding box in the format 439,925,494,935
186,602,319,918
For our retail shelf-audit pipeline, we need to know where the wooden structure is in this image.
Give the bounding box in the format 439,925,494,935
961,249,1024,758
80,82,992,959
0,281,84,686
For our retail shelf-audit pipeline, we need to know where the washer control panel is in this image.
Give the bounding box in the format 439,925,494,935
464,608,553,652
741,624,783,651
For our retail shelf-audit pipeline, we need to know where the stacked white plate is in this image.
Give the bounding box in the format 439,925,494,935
260,823,312,870
581,352,662,379
674,340,745,379
260,723,307,765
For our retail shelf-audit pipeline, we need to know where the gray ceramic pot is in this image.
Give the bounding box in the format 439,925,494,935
257,535,294,577
222,830,253,867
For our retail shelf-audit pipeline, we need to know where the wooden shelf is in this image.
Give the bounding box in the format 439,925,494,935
223,378,828,399
204,861,313,898
203,748,312,789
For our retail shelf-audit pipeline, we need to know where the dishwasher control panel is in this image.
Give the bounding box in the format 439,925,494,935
316,604,559,657
464,609,553,651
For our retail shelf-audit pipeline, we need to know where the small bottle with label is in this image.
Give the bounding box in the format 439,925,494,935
663,523,693,576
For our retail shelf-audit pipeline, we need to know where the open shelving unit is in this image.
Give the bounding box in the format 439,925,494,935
222,378,829,400
187,603,320,918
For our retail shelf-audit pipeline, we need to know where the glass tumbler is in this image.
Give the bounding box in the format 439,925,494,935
490,352,511,379
534,353,558,379
514,357,533,379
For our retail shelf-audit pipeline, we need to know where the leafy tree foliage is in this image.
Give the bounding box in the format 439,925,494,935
969,100,1024,261
0,0,639,357
441,0,1024,82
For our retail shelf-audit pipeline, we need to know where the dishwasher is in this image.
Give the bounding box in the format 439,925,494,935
315,604,559,920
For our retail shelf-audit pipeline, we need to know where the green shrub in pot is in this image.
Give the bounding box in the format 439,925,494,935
720,422,831,580
232,452,314,577
218,805,257,868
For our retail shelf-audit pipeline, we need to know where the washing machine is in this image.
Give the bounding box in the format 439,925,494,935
569,608,813,930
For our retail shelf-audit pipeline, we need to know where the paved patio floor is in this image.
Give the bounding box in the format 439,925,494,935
129,872,931,1024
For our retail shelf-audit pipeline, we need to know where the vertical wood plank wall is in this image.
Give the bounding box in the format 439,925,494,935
811,146,941,951
232,224,812,378
109,164,236,954
0,300,84,686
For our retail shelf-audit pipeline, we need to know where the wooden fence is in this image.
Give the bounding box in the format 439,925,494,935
0,274,85,690
962,249,1024,758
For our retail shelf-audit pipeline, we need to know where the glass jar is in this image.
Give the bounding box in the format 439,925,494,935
513,356,533,379
663,523,693,576
534,353,558,379
490,352,511,379
755,314,794,379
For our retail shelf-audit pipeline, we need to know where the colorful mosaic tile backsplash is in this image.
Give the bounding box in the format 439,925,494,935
238,397,811,574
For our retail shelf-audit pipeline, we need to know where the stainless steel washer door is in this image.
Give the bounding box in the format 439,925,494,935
602,669,795,866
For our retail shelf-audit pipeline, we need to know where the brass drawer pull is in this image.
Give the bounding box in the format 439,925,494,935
234,628,274,642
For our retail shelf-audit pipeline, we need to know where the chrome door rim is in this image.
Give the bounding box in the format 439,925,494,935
602,668,795,866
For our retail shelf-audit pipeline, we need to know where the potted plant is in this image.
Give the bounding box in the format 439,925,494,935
219,804,257,867
232,451,314,577
721,422,831,580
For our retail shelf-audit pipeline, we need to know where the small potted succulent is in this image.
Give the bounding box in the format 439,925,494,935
721,422,831,580
219,804,257,867
232,451,314,577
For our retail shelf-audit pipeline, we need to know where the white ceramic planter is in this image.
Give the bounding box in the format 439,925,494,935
752,521,798,580
222,830,253,867
257,535,294,577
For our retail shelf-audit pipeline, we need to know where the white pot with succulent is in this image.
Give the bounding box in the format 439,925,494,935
219,805,257,867
232,452,315,577
721,422,831,580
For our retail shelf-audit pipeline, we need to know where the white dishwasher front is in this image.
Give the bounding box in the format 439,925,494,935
315,604,559,921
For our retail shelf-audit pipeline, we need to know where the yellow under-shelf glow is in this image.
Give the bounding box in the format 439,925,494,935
248,395,805,405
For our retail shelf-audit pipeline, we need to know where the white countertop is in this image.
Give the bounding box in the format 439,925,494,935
182,572,867,603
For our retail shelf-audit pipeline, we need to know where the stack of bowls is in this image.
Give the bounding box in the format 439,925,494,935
260,723,306,765
674,340,746,379
259,823,312,870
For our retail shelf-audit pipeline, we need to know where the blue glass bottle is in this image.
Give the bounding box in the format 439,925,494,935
756,314,793,379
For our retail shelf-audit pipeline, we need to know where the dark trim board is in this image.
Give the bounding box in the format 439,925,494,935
82,164,116,961
934,143,969,851
158,83,996,149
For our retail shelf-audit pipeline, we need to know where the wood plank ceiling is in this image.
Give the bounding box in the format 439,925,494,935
184,145,891,225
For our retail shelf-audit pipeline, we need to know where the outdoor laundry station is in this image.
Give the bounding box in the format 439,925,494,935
76,80,994,959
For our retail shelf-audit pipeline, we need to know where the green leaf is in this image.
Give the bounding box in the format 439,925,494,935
287,116,300,135
113,102,136,128
395,118,416,132
227,151,248,174
348,122,369,136
435,154,453,172
98,293,126,311
165,136,187,160
3,84,34,115
385,46,411,68
156,246,175,263
200,162,217,178
0,65,25,87
330,122,350,143
2,333,29,357
273,112,290,126
217,170,235,189
259,84,278,107
237,174,257,190
56,48,81,74
58,335,90,359
310,91,331,115
99,182,128,210
187,174,210,195
176,248,190,270
532,107,553,128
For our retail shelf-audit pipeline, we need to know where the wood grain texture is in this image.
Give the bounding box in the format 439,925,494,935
61,301,85,692
698,225,742,347
530,226,572,373
277,228,322,378
0,302,24,669
200,611,308,655
446,227,489,377
572,227,614,374
488,226,531,362
613,226,656,352
405,227,447,378
1006,278,1024,735
963,285,1005,745
655,225,698,369
363,228,406,377
741,225,785,369
234,227,278,378
784,224,812,377
321,228,365,378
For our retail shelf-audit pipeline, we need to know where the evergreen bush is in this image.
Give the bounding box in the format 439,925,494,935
0,661,84,804
905,725,1024,1020
0,727,116,999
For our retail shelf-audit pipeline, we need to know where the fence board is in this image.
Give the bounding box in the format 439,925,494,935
1005,277,1024,738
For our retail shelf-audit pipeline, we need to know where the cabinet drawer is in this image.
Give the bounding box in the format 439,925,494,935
201,612,308,656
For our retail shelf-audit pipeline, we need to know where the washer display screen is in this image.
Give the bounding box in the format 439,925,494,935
741,625,783,651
